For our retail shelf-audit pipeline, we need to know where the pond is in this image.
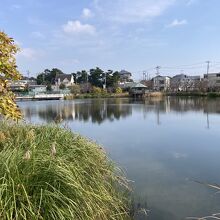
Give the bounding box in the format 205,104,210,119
18,97,220,220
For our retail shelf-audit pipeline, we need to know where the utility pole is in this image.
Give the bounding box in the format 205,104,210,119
27,70,30,79
155,66,161,76
143,71,146,81
86,73,89,92
206,61,211,76
103,72,106,89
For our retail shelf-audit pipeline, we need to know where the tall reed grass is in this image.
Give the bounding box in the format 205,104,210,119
0,122,131,220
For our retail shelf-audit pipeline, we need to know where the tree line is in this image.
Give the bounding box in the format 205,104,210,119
36,67,121,89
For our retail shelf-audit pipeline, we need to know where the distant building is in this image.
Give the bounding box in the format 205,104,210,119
119,70,133,83
118,82,136,90
9,80,27,92
152,75,170,91
9,79,36,92
29,85,47,93
140,80,153,90
204,73,220,90
170,74,200,91
55,74,74,87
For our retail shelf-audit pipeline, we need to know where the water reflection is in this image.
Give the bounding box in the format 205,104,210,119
18,97,220,220
21,97,220,127
21,99,132,124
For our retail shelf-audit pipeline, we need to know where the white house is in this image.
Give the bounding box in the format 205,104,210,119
170,74,200,91
55,74,74,87
204,73,220,90
153,75,170,91
29,85,47,93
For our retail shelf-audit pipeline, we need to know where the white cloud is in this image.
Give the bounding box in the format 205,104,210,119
82,8,93,18
166,19,187,27
62,20,96,35
17,48,43,60
93,0,175,23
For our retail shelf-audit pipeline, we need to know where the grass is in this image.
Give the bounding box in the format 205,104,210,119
64,93,129,100
166,91,220,98
207,92,220,98
0,121,131,220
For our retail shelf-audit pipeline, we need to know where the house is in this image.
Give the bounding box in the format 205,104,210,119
204,73,220,91
29,85,47,93
152,75,170,91
9,80,27,92
119,70,133,83
55,74,74,87
170,74,200,91
119,82,136,90
9,79,37,92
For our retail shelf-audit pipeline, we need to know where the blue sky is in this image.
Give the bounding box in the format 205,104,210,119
1,0,220,79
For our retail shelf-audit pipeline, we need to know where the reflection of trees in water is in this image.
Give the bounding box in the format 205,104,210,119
35,99,132,124
131,97,220,127
203,98,220,114
74,99,132,124
21,97,220,124
168,97,206,112
140,97,220,114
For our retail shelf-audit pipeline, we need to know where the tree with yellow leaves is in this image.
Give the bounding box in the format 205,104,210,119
0,31,22,120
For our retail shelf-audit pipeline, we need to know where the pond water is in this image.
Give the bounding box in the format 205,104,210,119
18,97,220,220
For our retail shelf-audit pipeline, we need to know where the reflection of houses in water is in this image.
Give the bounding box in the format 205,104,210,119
135,97,220,127
203,99,220,114
20,97,220,128
73,99,133,124
22,99,132,124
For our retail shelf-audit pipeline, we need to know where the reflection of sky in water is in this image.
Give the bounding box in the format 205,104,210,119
18,97,220,220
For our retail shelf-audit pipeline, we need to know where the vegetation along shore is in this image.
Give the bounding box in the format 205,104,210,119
0,121,131,220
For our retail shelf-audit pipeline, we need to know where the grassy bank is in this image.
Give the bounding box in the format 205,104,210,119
166,91,220,98
0,122,131,220
65,93,129,100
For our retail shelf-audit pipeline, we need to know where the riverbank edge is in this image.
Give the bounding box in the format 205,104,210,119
64,92,130,99
0,121,131,220
65,91,220,99
166,92,220,98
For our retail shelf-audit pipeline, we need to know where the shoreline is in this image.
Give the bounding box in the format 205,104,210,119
15,91,220,102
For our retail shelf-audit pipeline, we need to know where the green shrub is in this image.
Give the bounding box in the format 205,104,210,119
115,87,122,94
69,84,81,95
207,92,220,98
102,88,108,95
59,83,66,90
92,86,102,94
0,122,131,220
